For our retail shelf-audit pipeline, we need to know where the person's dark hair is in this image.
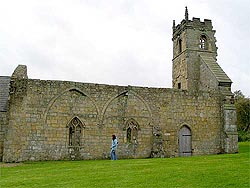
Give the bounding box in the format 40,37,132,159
112,135,116,140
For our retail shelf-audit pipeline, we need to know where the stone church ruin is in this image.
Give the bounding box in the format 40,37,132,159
0,8,238,162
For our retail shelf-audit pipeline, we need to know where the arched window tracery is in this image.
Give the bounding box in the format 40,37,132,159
68,117,84,146
126,119,139,143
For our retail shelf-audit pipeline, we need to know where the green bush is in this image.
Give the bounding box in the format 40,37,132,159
238,130,250,142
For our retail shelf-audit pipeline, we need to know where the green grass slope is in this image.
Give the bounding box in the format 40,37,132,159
1,142,249,188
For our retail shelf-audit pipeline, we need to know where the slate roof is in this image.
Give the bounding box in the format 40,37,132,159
200,55,232,83
0,76,10,112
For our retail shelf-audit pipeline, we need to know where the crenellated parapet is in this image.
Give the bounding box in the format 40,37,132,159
173,17,214,40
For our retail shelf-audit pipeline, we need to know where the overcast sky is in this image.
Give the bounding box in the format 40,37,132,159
0,0,249,96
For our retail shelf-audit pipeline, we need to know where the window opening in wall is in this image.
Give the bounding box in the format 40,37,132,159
69,126,73,146
199,35,207,49
178,39,182,53
127,127,132,142
126,120,139,143
178,83,181,89
68,117,83,146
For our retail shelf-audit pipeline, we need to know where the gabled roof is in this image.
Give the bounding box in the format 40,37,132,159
0,76,10,112
200,55,232,83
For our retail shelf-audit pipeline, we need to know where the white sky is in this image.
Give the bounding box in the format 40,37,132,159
0,0,249,96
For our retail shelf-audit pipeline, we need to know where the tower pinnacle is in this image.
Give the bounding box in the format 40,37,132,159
185,6,189,21
172,20,176,32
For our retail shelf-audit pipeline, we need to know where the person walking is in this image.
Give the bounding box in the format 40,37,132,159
110,135,118,160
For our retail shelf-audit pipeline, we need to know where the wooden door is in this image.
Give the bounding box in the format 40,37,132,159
179,126,192,157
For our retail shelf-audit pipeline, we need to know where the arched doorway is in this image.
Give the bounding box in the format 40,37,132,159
179,126,192,157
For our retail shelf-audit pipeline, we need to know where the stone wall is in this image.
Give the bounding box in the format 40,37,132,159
0,76,10,161
3,78,225,162
0,112,8,160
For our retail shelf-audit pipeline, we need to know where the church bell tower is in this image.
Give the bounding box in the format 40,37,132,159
172,8,238,154
172,7,218,92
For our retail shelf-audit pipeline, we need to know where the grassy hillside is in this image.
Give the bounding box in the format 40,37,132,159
1,142,249,188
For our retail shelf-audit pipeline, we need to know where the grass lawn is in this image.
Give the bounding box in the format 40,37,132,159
0,142,249,188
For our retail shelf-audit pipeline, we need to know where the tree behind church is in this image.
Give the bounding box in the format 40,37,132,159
234,90,250,141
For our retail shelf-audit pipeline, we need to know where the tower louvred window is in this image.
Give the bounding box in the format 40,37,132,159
199,35,207,49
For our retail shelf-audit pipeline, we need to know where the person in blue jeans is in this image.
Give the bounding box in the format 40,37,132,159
110,135,118,160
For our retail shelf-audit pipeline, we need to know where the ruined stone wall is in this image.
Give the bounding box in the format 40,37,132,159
152,88,223,157
3,78,224,162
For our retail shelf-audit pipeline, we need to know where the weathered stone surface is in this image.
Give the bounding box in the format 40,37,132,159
2,79,234,162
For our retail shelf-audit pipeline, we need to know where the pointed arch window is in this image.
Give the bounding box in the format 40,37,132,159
126,119,139,143
68,117,84,146
199,35,207,50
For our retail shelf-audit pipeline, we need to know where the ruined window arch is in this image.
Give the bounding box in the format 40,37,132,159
68,117,84,146
199,35,208,50
126,119,139,143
